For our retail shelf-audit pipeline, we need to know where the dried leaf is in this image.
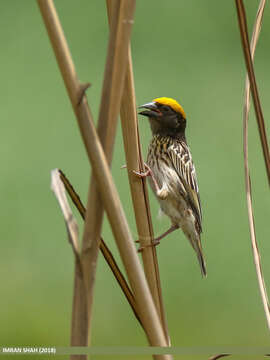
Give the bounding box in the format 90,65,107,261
51,169,81,265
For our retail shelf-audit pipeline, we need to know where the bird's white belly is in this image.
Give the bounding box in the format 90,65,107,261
148,160,184,222
148,159,197,235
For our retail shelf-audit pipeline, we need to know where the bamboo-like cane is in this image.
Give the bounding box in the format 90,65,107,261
120,49,170,345
72,0,131,349
37,0,170,358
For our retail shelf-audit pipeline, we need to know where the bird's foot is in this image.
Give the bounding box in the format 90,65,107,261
133,163,168,199
122,164,151,180
135,225,179,252
135,239,160,252
133,163,152,178
123,163,153,181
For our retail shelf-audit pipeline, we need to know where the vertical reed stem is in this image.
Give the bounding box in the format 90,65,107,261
38,1,171,359
120,49,171,346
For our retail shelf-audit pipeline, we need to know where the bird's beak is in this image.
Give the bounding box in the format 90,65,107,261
138,102,162,118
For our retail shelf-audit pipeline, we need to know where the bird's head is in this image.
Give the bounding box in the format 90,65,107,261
139,97,186,138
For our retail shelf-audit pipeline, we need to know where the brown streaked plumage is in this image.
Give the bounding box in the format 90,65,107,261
138,97,206,277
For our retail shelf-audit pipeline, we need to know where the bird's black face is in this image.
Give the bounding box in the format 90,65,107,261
139,102,186,138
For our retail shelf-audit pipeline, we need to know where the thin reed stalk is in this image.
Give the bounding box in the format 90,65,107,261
59,169,142,328
241,0,270,330
77,0,133,349
235,0,270,185
120,48,171,346
38,1,171,358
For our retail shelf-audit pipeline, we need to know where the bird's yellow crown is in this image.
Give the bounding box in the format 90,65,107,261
154,97,186,119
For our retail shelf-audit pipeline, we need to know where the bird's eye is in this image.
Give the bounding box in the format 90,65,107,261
163,106,170,112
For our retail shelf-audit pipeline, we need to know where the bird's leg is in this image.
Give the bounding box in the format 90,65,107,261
133,162,152,178
154,224,179,243
133,163,168,199
137,224,179,252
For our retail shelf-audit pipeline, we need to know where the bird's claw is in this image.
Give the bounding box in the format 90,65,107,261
136,239,160,252
132,162,152,178
133,169,150,178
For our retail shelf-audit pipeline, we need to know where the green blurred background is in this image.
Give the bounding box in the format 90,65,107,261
0,0,270,359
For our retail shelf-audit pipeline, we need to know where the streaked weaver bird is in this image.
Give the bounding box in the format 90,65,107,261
136,97,206,277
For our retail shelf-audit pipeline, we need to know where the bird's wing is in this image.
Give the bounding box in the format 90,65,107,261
167,140,202,232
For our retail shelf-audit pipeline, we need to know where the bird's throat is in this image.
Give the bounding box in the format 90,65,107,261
149,118,186,140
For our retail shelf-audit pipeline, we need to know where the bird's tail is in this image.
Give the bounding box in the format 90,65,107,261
185,231,207,277
196,243,207,277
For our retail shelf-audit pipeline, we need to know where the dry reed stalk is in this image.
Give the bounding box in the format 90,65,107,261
120,48,171,346
51,168,88,358
54,166,143,351
59,169,142,328
235,0,270,185
38,0,170,357
74,0,134,349
37,0,90,353
242,0,270,330
51,169,81,266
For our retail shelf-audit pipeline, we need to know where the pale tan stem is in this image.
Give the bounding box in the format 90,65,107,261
37,0,170,357
79,0,132,348
120,49,171,347
242,0,270,330
76,79,170,356
235,0,270,185
37,2,88,356
59,170,142,328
